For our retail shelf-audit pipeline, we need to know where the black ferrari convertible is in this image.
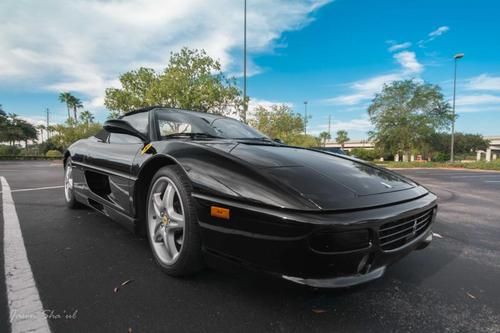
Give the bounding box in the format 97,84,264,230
64,106,437,287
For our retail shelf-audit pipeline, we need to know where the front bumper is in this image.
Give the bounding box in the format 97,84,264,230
193,192,437,288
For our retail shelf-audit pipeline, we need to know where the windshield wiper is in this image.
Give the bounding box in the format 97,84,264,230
164,133,223,139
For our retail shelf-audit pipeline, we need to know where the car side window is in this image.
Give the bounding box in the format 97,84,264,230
122,112,149,135
108,133,143,144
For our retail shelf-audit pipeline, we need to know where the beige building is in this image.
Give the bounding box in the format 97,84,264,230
324,139,374,152
477,135,500,161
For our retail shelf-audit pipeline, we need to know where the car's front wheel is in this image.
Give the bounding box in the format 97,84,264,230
146,165,203,276
64,158,81,209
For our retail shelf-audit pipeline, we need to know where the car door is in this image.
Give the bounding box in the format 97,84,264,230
84,112,149,216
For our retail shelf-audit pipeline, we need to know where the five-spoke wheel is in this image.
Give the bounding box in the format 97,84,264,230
146,165,203,275
148,176,185,264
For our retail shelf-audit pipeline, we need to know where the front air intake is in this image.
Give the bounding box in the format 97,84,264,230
379,209,433,251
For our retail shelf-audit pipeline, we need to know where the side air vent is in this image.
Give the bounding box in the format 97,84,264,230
85,171,111,199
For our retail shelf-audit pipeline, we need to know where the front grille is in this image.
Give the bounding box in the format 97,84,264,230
379,209,433,251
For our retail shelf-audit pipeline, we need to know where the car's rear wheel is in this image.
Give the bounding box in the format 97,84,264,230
146,165,203,276
64,158,81,209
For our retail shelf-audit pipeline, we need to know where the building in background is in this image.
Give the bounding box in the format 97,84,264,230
477,136,500,161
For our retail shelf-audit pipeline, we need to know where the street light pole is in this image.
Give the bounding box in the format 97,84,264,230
451,53,464,162
304,101,308,134
242,0,247,123
46,108,50,140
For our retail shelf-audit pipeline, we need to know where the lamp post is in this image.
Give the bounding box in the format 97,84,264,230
242,0,248,123
303,101,308,134
450,53,464,162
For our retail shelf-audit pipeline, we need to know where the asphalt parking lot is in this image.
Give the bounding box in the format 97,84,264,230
1,161,500,333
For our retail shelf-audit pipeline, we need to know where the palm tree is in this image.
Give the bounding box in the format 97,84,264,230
319,131,331,147
79,110,95,128
59,92,74,120
17,119,38,150
68,96,83,122
336,130,350,149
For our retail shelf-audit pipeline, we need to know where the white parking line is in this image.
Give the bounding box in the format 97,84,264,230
0,185,64,195
11,186,64,193
1,177,51,333
484,181,500,183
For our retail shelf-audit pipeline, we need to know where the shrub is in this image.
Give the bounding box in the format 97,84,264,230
0,144,20,156
350,148,379,161
46,150,63,158
432,152,450,162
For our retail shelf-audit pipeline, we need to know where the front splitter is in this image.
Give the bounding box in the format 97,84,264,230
282,266,386,288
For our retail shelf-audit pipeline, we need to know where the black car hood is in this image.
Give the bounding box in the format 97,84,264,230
223,143,426,210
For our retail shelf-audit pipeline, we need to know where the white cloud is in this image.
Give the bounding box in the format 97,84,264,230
455,94,500,106
466,74,500,92
310,117,373,135
331,118,372,132
0,0,331,109
248,98,293,111
393,51,423,73
429,26,450,38
388,42,411,52
324,51,422,106
324,73,402,106
418,26,450,47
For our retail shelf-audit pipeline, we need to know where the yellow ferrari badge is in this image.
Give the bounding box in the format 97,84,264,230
141,143,153,155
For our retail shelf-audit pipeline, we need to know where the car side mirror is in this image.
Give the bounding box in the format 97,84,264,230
103,119,149,143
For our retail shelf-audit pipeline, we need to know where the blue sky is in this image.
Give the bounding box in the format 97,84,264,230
1,0,499,139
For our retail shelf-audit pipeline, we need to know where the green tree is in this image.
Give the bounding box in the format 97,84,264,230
2,113,22,145
79,110,95,128
350,148,379,161
18,119,38,148
0,113,37,147
68,96,83,122
249,104,320,148
426,132,489,160
105,47,243,118
335,130,350,149
58,92,74,120
0,105,7,143
49,122,102,151
368,79,453,159
319,131,331,147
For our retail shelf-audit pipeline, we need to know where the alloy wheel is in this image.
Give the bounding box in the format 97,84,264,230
147,176,185,265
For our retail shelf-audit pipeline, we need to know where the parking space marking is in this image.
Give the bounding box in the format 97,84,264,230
484,180,500,183
1,177,51,333
0,185,64,195
11,186,64,193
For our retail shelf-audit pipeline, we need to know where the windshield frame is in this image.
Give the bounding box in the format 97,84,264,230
153,108,269,141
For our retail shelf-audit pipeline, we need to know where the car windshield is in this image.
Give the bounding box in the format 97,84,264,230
155,109,269,140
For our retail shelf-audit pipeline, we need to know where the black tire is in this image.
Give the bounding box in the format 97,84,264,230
146,165,204,276
64,158,82,209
